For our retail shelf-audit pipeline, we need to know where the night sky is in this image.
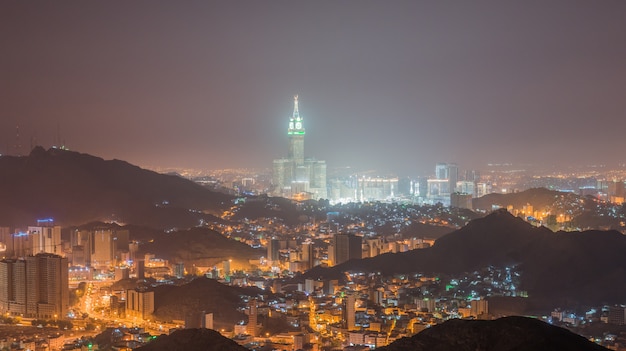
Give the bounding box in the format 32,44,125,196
2,1,625,175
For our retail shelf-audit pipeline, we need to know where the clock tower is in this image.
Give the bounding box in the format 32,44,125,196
287,95,305,166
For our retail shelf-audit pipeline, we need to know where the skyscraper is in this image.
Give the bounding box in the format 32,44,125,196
267,238,280,263
343,294,356,330
272,96,327,200
247,298,258,336
91,228,115,269
330,234,362,266
427,162,458,206
28,219,62,255
0,253,68,319
301,241,315,270
126,288,154,320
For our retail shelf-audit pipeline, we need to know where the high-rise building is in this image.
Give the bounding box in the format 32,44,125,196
476,182,491,198
267,238,280,263
331,234,362,266
435,163,458,193
247,298,258,336
343,294,356,330
0,227,14,257
427,163,459,206
91,229,115,268
272,96,327,200
126,288,154,320
301,241,315,270
0,253,68,319
456,181,476,197
28,219,62,256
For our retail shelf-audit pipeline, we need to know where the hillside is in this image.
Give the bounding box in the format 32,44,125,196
472,187,572,212
0,147,232,228
135,328,247,351
152,277,261,329
379,316,607,351
138,226,262,267
304,210,626,305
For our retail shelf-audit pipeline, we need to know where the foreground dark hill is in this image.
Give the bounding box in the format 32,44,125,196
0,147,232,228
379,316,606,351
305,210,626,305
135,328,247,351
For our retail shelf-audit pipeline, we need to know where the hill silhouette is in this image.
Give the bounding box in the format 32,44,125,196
472,187,571,212
135,328,247,351
379,316,607,351
304,210,626,305
138,226,262,267
0,147,232,228
152,277,261,330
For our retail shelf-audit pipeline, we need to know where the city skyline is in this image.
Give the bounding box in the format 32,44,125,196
2,1,626,175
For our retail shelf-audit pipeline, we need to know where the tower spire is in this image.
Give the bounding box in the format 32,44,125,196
293,95,300,121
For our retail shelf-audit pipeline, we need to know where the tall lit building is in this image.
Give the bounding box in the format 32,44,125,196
435,163,458,193
247,298,258,336
27,219,62,255
267,238,280,264
343,294,356,330
91,229,115,269
329,234,362,266
0,227,14,257
126,288,154,320
427,163,459,206
0,253,68,319
301,241,315,270
272,96,327,200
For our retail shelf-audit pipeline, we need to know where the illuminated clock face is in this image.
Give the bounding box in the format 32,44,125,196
295,122,302,129
289,122,294,129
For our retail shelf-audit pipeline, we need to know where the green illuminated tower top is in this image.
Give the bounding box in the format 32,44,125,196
288,95,305,135
287,95,305,165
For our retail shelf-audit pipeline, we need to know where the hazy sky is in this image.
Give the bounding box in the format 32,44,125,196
2,1,625,175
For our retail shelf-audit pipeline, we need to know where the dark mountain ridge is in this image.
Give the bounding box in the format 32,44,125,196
379,316,607,351
135,328,248,351
0,147,232,228
304,210,626,305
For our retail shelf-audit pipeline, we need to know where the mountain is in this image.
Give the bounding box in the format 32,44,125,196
378,316,607,351
152,277,261,330
135,328,247,351
472,187,575,212
137,226,262,267
0,147,232,228
304,210,626,305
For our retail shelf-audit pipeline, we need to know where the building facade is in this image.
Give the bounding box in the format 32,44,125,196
0,253,69,319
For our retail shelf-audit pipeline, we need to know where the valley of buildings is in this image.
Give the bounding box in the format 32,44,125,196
1,97,626,350
2,209,626,350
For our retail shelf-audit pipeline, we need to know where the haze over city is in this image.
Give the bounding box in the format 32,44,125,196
2,0,626,175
